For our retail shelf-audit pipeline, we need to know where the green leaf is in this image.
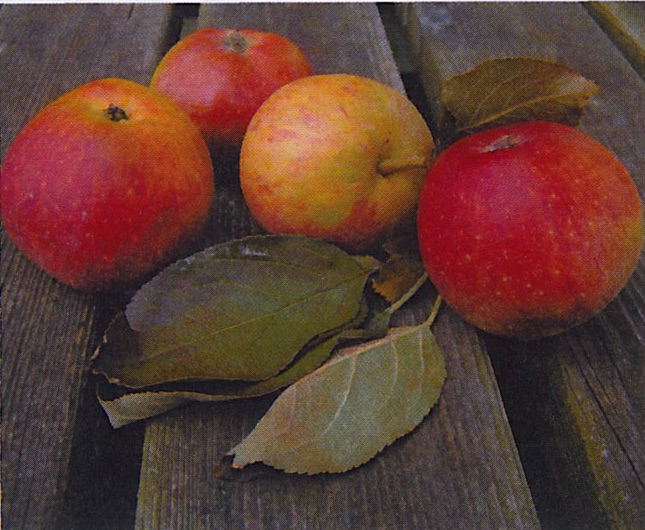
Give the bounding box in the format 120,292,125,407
229,323,446,474
92,235,378,388
442,57,599,133
96,334,342,428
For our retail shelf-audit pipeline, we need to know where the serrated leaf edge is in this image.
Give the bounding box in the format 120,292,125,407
229,324,446,475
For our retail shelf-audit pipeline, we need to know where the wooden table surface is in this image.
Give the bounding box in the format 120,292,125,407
1,3,643,530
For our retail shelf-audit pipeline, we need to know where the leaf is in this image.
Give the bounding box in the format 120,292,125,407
442,57,599,133
229,323,446,474
97,334,342,428
92,235,378,388
371,232,426,304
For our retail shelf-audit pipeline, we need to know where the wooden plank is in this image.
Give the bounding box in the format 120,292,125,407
586,1,645,79
196,1,405,89
135,4,539,529
397,2,645,528
0,5,176,529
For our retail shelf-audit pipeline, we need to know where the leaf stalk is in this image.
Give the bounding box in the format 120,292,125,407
423,294,443,328
385,272,428,316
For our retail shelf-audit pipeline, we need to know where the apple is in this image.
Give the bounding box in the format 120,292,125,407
239,73,434,250
150,28,313,146
1,78,214,292
417,120,644,339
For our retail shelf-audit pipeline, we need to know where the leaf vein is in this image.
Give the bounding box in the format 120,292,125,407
468,70,526,124
133,272,367,365
277,357,358,458
461,89,592,131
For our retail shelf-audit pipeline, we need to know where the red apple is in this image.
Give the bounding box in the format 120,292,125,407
417,120,643,339
1,78,214,292
239,74,434,250
150,28,313,146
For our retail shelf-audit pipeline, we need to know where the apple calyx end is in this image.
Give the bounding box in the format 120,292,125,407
104,104,128,122
222,30,249,54
481,134,524,153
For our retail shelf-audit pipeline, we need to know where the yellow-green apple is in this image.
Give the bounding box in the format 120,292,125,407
417,120,644,339
239,73,434,250
150,28,313,146
0,78,214,292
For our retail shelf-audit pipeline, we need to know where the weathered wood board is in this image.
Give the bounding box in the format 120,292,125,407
396,2,645,528
134,4,539,529
586,1,645,79
5,2,642,529
0,5,177,529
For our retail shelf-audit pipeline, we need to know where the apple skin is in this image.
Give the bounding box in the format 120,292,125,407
150,28,313,146
239,74,435,250
1,78,214,292
417,120,644,340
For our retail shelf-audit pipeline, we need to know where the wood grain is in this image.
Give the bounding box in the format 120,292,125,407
1,5,176,529
134,4,539,529
397,2,645,527
586,1,645,79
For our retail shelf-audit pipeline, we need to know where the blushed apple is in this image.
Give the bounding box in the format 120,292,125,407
417,120,644,339
1,78,214,292
150,28,313,146
239,74,434,250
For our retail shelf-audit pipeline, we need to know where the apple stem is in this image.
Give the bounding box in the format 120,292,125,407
378,155,427,176
104,104,128,122
223,30,249,54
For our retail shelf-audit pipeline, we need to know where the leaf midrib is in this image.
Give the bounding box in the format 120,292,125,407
129,269,368,370
460,88,591,131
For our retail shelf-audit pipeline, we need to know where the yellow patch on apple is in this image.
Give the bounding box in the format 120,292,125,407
239,74,435,251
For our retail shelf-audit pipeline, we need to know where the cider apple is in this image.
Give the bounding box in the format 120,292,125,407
417,120,643,339
240,74,434,250
1,78,214,291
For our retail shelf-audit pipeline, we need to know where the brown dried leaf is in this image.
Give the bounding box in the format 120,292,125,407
372,232,425,304
442,57,599,133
